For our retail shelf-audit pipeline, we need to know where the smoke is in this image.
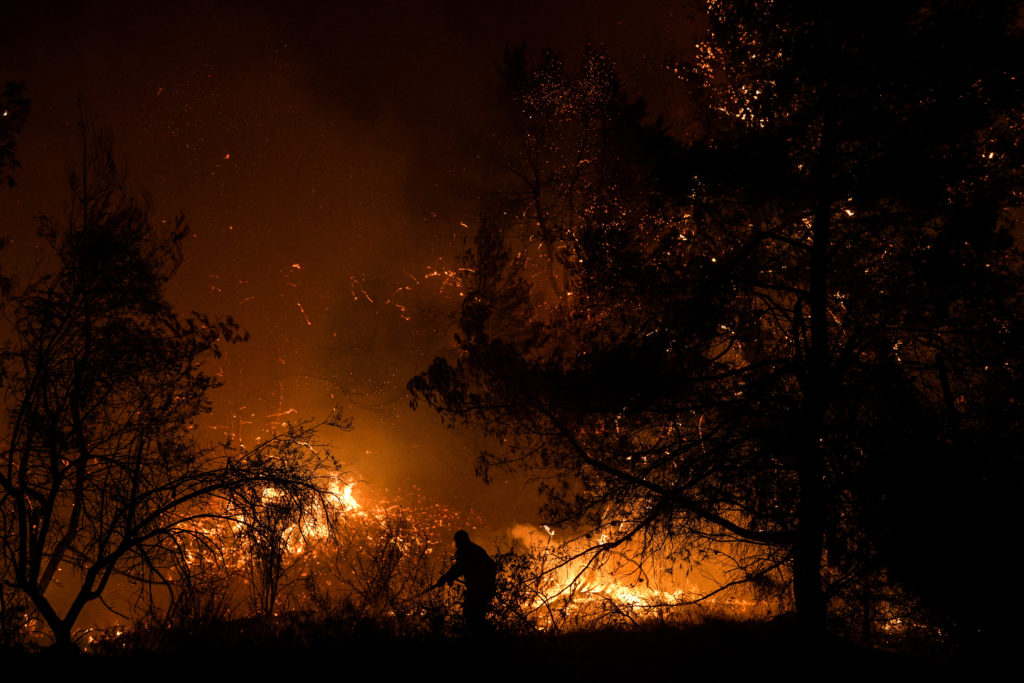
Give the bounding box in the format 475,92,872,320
0,0,696,530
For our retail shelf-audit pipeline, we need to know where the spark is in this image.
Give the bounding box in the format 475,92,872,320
297,302,312,326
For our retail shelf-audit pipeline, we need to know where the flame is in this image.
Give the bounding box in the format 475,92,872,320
171,475,766,632
330,481,361,513
508,524,765,627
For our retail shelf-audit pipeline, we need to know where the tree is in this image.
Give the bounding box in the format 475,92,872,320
230,423,346,618
412,2,1024,640
0,81,30,301
412,44,787,618
329,510,437,623
0,80,31,642
0,81,30,189
0,120,335,650
681,0,1024,639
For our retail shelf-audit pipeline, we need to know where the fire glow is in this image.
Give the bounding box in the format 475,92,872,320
139,474,767,638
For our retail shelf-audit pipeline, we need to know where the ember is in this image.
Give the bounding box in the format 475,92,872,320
1,0,1019,658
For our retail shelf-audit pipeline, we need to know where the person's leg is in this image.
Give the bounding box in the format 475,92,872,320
463,593,487,631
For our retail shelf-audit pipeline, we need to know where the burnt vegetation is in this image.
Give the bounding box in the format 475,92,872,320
1,0,1023,676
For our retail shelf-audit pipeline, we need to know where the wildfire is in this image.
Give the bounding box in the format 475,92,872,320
504,524,767,629
157,472,766,638
52,474,781,653
327,480,361,514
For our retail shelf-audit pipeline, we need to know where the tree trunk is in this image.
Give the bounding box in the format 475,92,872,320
50,620,78,653
24,584,77,652
793,154,833,639
794,430,827,638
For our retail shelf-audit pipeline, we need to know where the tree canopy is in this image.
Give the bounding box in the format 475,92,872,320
0,81,30,189
411,2,1024,640
0,121,336,649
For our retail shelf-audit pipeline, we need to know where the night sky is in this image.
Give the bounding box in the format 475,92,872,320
1,0,697,530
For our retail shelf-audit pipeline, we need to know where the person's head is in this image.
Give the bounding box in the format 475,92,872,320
454,529,470,548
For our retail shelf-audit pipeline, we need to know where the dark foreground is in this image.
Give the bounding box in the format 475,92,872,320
0,618,1003,682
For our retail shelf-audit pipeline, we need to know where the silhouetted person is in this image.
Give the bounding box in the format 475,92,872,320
432,529,497,631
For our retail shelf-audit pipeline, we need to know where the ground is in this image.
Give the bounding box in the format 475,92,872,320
0,618,997,683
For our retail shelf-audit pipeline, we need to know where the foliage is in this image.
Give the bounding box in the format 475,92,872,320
489,546,541,633
682,0,1024,640
0,582,31,647
0,81,30,189
228,422,348,617
411,3,1024,641
338,514,436,619
161,550,236,632
0,120,336,649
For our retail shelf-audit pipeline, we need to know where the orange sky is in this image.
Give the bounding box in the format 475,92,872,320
0,0,699,532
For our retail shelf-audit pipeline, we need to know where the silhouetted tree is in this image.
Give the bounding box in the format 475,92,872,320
412,44,781,623
329,511,437,623
680,0,1024,639
230,423,344,618
0,81,30,189
0,81,30,303
0,82,30,641
0,120,336,650
412,2,1024,641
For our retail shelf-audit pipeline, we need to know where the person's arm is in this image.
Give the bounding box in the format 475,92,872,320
434,563,462,588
